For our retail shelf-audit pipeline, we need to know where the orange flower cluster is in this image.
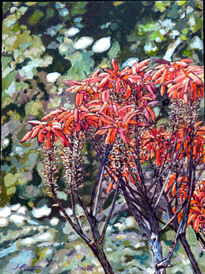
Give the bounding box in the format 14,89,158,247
22,59,157,149
140,122,205,166
150,59,204,103
188,180,205,233
165,174,205,233
139,127,172,166
21,58,204,199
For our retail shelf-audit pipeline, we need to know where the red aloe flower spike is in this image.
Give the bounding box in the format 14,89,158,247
141,96,153,101
65,115,74,128
21,130,33,143
98,76,109,89
92,68,101,78
65,80,82,86
41,109,64,121
118,127,127,144
173,73,186,84
63,127,72,136
112,59,118,73
116,78,120,93
101,90,110,101
152,67,165,81
74,108,79,122
100,113,115,124
122,110,137,126
99,102,109,113
137,59,150,70
54,129,69,147
75,92,84,106
30,126,42,139
180,58,195,63
37,130,45,144
112,104,119,117
160,69,169,84
194,121,203,128
105,128,113,145
175,61,188,68
59,112,74,123
45,131,51,148
107,182,113,194
27,120,42,125
160,85,166,96
96,128,109,136
189,72,203,85
146,106,155,121
154,59,170,65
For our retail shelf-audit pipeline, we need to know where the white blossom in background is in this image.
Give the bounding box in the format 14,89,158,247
0,218,8,227
65,27,80,37
59,8,69,17
188,16,195,27
46,72,61,83
9,214,26,225
32,204,51,218
21,237,35,245
144,41,157,53
0,206,11,217
17,206,27,215
190,36,203,50
35,232,54,242
11,203,21,211
92,37,111,53
170,30,180,39
73,36,94,50
2,138,10,148
50,217,59,226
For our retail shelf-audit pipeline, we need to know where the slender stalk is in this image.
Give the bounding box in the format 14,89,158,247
99,177,119,244
179,234,201,274
90,145,112,217
121,181,164,274
45,148,114,274
90,243,114,274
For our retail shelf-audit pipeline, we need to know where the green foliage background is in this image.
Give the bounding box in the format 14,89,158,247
1,1,204,273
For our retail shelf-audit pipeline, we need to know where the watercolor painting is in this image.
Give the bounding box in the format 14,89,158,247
1,1,204,273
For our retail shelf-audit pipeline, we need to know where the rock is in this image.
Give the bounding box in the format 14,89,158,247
35,231,54,242
92,37,111,53
65,27,80,37
0,206,11,217
73,36,94,50
50,217,59,226
20,237,35,245
11,203,21,211
0,218,8,227
17,206,27,215
32,205,51,218
190,36,203,50
125,217,135,228
9,214,26,225
46,72,61,83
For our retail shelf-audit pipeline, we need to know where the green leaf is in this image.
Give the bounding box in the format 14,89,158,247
108,41,120,59
25,100,43,116
2,71,16,92
28,9,44,26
